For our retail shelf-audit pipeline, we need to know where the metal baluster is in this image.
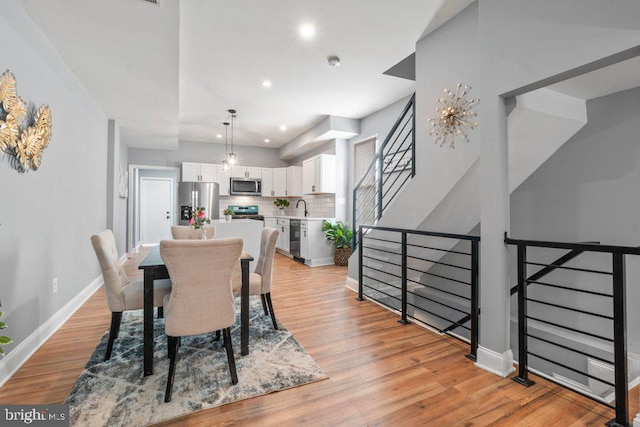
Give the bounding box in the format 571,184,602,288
513,244,535,387
609,252,629,427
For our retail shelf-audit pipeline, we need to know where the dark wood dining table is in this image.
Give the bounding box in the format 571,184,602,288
138,245,254,377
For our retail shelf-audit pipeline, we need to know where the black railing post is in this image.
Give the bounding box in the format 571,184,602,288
609,252,629,427
358,225,364,301
377,155,383,220
411,96,416,178
513,244,535,387
399,231,409,324
466,239,479,361
352,187,357,250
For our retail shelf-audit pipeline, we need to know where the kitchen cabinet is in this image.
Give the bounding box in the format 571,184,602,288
301,219,335,266
262,168,274,197
261,168,287,197
274,168,288,197
182,162,217,182
302,154,336,194
216,164,231,195
276,218,290,252
287,166,303,197
231,165,261,179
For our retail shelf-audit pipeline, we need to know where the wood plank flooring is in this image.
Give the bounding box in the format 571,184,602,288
0,248,637,426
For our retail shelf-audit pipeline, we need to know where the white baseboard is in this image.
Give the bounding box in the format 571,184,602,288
346,276,358,292
0,275,104,388
475,346,515,378
305,257,334,267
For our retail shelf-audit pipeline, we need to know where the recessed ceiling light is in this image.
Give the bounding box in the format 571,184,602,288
299,23,316,40
216,134,222,139
279,125,287,131
264,139,270,143
262,80,272,88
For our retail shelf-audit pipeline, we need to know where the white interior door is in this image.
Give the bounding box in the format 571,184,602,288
140,177,172,244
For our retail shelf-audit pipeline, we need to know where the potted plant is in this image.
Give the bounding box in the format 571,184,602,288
322,220,353,266
273,198,290,215
0,303,12,356
223,208,234,222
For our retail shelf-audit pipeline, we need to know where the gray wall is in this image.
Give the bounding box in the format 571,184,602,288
129,140,289,169
0,2,108,357
511,86,640,356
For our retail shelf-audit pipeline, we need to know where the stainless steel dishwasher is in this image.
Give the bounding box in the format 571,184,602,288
289,219,301,260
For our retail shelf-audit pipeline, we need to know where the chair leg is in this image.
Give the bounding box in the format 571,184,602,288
157,306,164,319
265,293,278,330
260,294,269,315
165,335,180,402
223,328,238,385
214,330,221,341
104,312,123,361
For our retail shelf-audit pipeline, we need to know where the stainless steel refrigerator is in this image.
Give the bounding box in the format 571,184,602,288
178,182,220,225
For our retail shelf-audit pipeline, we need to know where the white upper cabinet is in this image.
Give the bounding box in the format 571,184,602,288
302,154,336,194
274,168,288,197
231,165,262,179
182,162,217,182
262,168,274,197
287,166,303,197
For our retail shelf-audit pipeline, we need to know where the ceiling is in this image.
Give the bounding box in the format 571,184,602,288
15,0,474,151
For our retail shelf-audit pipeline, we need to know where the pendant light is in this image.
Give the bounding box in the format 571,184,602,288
222,121,230,171
227,109,237,165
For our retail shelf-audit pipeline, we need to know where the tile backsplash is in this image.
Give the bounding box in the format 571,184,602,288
219,194,335,219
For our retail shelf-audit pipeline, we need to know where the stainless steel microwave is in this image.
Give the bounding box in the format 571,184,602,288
230,177,262,195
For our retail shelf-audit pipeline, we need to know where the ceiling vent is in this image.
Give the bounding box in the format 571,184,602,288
138,0,160,6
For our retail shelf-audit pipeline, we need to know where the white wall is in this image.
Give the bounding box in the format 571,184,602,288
0,0,108,369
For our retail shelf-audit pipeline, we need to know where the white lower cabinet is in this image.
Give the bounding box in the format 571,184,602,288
276,218,290,253
266,217,334,266
300,219,334,266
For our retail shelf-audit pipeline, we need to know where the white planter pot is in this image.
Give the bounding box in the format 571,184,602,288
225,215,232,222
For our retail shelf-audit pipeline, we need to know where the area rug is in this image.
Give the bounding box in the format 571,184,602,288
65,297,327,426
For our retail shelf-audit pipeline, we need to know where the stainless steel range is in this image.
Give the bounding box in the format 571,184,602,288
228,205,264,221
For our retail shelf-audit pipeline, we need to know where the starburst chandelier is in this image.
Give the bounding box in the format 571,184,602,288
427,84,479,149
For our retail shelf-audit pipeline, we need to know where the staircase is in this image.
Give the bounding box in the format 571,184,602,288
349,87,589,356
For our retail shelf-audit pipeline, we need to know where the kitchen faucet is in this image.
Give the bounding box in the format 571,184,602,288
295,199,308,217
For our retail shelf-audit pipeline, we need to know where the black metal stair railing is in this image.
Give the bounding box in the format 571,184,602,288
358,225,480,360
505,233,640,427
352,94,415,249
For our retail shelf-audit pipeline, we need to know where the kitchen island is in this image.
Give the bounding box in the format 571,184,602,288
211,219,263,272
264,216,335,267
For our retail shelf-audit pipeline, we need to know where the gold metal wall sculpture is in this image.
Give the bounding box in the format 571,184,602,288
427,84,479,149
0,70,52,172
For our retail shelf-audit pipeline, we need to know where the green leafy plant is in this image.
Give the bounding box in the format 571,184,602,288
273,198,290,208
223,208,234,216
322,221,353,249
0,305,12,355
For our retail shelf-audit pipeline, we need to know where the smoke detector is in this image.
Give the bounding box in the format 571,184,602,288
327,55,341,67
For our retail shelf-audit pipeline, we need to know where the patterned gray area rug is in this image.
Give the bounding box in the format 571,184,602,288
65,297,327,426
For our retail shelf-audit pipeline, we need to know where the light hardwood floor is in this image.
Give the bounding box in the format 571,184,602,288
0,248,637,426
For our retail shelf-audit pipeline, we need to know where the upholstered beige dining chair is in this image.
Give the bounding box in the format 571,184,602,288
160,238,243,402
233,227,279,330
91,229,172,361
171,225,215,240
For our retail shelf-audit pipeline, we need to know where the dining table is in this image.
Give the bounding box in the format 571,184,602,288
138,245,254,377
